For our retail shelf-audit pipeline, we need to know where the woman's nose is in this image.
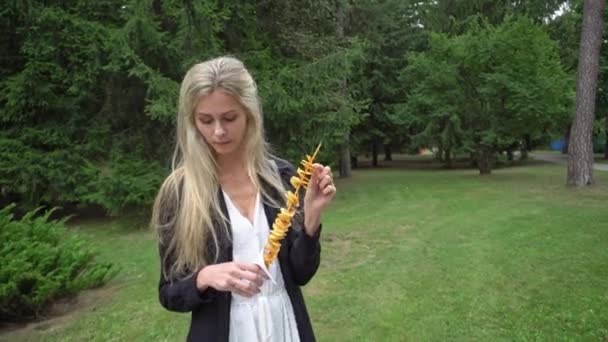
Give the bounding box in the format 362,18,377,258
214,121,226,137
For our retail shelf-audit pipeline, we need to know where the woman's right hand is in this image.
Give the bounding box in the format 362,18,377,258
196,262,266,297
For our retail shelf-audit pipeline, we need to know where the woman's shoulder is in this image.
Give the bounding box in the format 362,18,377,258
268,156,297,181
270,156,295,172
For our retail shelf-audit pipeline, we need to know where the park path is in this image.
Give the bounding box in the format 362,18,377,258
531,152,608,171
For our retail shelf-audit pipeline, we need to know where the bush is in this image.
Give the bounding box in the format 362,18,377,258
0,204,117,322
0,135,167,216
80,155,167,216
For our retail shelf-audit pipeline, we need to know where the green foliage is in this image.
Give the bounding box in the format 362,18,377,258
80,155,167,216
420,0,569,32
0,129,166,215
0,204,117,322
258,43,367,163
1,5,110,124
0,0,586,213
0,134,96,206
1,0,365,212
547,1,583,72
346,0,429,158
402,17,573,172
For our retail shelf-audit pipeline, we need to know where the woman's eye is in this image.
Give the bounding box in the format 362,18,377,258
224,116,237,122
199,119,213,125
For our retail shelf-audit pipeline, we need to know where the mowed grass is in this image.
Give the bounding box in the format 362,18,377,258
2,161,608,341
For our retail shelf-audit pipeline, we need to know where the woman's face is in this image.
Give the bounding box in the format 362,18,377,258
193,89,249,158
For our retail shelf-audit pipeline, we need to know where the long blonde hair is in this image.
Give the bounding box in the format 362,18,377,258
152,56,286,280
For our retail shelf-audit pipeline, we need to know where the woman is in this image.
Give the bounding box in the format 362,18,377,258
151,56,336,342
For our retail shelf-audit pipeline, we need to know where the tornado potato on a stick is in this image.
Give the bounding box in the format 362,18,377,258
263,143,322,268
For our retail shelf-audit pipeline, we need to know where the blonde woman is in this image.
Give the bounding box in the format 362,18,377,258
152,56,336,342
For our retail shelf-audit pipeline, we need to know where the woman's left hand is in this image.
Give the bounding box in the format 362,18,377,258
303,163,336,236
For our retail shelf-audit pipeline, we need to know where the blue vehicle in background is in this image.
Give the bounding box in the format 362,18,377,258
550,138,565,152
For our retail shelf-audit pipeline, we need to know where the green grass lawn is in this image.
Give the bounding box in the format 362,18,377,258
3,162,608,341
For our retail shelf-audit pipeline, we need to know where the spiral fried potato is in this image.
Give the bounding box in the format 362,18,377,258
263,143,321,268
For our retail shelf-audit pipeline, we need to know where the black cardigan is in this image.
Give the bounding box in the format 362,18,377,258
158,158,321,341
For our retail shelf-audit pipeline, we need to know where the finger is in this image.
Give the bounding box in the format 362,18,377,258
238,262,260,273
315,165,330,182
234,278,260,297
234,289,252,297
312,163,324,173
232,286,253,297
320,167,333,186
309,163,323,184
322,166,332,178
227,277,258,297
229,265,251,284
225,278,249,296
240,269,264,287
322,184,336,196
231,264,264,287
238,263,268,279
318,174,333,189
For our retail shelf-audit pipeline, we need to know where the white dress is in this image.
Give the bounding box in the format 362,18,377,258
222,191,300,342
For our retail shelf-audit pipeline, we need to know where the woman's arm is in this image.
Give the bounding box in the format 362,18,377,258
158,242,216,312
287,219,322,286
275,159,324,285
155,181,217,313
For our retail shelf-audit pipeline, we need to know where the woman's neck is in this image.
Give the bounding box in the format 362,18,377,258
216,154,248,181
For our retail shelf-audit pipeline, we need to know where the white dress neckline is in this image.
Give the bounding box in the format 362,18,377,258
221,190,259,226
221,190,300,342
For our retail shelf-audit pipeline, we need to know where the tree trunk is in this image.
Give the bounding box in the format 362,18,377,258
436,146,444,162
384,144,392,161
567,0,605,186
520,148,528,161
507,149,514,161
351,155,358,169
339,133,352,177
562,124,571,154
477,148,493,175
371,139,379,167
605,114,608,159
520,135,530,160
470,152,478,168
337,0,351,178
444,147,453,169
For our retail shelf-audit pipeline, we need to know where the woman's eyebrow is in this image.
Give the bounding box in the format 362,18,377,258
195,110,237,117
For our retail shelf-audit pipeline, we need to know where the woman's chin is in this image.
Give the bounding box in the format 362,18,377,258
212,143,241,157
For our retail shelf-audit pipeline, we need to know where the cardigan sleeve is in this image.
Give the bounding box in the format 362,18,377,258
288,221,322,286
156,184,218,312
158,241,218,312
